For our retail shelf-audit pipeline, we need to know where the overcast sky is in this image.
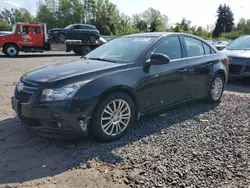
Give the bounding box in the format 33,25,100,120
1,0,250,27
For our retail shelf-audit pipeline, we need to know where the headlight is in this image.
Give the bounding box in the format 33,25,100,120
41,80,92,101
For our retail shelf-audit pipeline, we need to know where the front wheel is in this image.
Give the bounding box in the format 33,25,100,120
4,44,19,57
207,74,225,103
90,92,136,142
73,46,92,55
57,33,66,42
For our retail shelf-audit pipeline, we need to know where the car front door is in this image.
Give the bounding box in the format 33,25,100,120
138,36,190,113
181,36,213,99
15,25,34,47
31,26,44,46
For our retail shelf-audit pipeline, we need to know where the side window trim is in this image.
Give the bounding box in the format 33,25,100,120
183,36,206,58
202,43,206,55
147,36,184,60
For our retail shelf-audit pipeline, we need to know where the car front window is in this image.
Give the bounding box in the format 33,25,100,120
227,37,250,50
85,37,156,63
64,24,73,29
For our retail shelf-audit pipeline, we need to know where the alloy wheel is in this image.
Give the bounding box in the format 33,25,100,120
101,99,131,136
89,35,96,43
58,34,65,41
211,77,223,100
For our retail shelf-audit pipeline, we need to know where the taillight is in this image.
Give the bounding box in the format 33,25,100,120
225,57,229,65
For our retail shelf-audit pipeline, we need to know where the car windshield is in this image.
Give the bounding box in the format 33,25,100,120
227,37,250,50
85,37,155,63
64,24,73,29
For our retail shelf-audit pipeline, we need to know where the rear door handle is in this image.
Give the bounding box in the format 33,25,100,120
206,63,212,66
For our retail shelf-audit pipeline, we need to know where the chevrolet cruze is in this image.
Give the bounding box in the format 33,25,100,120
12,32,229,142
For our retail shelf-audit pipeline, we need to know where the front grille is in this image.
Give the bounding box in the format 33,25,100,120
14,79,38,103
244,66,250,73
15,88,32,103
229,65,242,74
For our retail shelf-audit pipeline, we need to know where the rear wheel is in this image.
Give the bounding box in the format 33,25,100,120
90,92,136,142
4,44,19,57
89,35,97,43
207,73,225,103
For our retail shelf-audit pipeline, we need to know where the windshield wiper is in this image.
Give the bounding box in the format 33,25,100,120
243,48,250,50
87,57,117,63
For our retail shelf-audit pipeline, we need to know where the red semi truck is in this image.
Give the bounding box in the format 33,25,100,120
0,23,106,57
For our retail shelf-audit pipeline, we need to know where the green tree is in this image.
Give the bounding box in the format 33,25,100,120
57,0,84,27
142,8,168,32
0,8,34,25
36,0,58,29
132,13,147,32
0,21,12,31
213,4,234,38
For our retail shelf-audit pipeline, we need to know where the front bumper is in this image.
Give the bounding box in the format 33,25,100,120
11,96,92,139
228,63,250,77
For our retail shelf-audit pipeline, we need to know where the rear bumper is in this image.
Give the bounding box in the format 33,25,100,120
228,63,250,77
11,96,92,139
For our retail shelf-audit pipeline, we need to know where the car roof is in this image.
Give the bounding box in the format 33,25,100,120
123,32,204,39
72,23,95,27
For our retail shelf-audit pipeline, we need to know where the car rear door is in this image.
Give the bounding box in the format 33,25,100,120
181,36,214,99
138,36,190,112
68,25,82,40
31,25,44,46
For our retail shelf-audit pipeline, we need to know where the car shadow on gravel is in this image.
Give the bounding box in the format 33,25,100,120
0,101,217,184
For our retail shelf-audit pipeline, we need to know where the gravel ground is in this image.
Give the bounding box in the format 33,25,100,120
0,52,249,188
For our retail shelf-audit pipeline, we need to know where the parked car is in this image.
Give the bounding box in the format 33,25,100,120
215,41,229,50
206,40,216,45
11,32,229,142
0,31,11,35
222,35,250,77
48,24,100,43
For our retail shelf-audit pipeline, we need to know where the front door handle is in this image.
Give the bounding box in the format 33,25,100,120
179,68,187,73
206,63,212,66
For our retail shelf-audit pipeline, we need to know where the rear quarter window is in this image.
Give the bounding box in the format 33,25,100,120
203,43,216,55
184,37,205,57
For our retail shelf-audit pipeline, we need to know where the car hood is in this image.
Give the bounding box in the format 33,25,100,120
222,48,250,58
0,33,14,38
21,59,128,87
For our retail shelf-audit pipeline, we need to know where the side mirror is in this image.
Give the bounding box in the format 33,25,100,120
147,53,170,66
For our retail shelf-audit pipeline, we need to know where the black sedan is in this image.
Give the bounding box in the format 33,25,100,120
48,24,100,43
222,35,250,77
12,32,229,142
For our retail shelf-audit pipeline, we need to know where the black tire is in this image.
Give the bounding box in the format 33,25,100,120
4,44,19,57
72,48,81,55
89,35,97,43
207,73,225,104
73,46,92,55
90,92,136,142
57,33,66,42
